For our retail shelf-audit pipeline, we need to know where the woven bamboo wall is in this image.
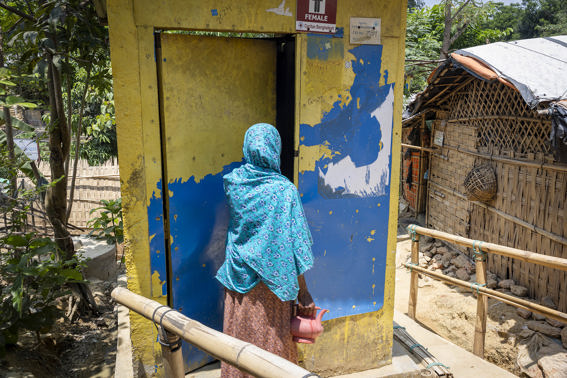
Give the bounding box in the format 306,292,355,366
36,159,121,229
427,110,476,238
426,79,567,311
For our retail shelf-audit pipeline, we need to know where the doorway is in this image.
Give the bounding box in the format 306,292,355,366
155,31,295,371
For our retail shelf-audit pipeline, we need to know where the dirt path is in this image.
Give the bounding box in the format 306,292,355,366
395,239,531,375
0,278,118,377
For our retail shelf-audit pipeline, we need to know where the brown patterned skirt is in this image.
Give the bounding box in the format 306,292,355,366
221,282,297,378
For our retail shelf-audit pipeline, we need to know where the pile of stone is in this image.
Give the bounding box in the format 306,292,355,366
407,236,567,377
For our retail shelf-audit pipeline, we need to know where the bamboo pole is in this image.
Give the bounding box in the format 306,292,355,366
403,263,567,324
160,329,184,378
441,143,567,173
408,231,420,320
401,143,437,153
428,180,567,247
111,287,315,378
472,246,487,358
447,115,544,123
407,224,567,272
394,325,452,376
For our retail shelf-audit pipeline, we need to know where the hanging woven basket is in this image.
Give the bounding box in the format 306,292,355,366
464,165,497,202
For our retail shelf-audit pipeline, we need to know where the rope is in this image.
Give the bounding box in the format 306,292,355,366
409,343,426,350
151,306,183,352
470,282,486,294
151,305,168,333
426,362,450,370
407,224,419,242
406,262,418,272
472,240,487,261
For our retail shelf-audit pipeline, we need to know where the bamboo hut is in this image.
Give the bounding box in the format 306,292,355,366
402,36,567,311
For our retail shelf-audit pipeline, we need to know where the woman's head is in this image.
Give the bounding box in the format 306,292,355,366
243,123,281,172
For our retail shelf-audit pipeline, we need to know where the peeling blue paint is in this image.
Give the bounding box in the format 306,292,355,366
307,34,344,60
148,184,167,297
300,44,395,319
333,27,344,38
148,161,241,370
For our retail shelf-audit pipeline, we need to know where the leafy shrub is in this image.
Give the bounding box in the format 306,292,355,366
0,233,85,356
87,198,123,246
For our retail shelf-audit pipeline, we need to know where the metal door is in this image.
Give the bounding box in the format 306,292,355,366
156,33,276,371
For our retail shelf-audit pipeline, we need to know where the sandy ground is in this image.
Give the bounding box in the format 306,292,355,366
394,238,525,375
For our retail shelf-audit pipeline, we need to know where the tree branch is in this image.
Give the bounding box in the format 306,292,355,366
449,0,473,23
0,2,35,22
450,20,471,45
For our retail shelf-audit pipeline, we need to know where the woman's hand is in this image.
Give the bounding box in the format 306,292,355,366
297,275,316,318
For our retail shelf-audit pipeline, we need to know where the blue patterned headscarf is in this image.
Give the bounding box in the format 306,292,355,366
215,123,314,301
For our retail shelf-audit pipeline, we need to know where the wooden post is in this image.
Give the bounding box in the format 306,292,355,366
408,226,420,319
472,242,487,358
160,329,185,378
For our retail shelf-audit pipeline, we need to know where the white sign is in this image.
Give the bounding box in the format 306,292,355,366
433,131,444,147
350,18,381,45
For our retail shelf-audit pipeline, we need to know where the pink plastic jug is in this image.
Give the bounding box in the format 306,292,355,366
291,307,328,344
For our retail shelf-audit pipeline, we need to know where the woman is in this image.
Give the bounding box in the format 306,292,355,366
216,123,316,377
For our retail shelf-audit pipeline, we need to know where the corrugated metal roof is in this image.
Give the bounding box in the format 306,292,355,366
454,35,567,108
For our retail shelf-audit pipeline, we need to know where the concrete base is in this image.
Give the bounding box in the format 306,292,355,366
184,338,422,378
298,310,393,377
74,236,118,281
115,274,134,378
393,310,515,378
182,311,515,377
331,339,423,378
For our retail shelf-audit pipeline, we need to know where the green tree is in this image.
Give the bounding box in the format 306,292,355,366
405,1,511,97
518,0,567,38
480,2,524,40
0,0,109,314
408,0,425,12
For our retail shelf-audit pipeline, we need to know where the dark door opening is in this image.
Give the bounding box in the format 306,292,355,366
276,36,296,182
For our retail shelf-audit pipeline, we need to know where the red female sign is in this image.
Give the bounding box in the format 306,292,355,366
296,0,337,34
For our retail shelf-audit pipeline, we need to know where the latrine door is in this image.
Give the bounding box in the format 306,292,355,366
157,33,276,371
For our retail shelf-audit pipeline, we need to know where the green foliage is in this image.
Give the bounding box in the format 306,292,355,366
2,0,117,167
408,0,425,12
0,233,85,355
405,1,512,97
405,5,445,95
87,198,123,246
518,0,567,38
80,92,118,165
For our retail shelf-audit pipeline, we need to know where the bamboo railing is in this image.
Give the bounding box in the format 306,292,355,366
111,287,316,378
404,224,567,358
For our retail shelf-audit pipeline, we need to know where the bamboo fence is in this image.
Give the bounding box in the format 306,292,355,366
36,159,121,229
421,79,567,312
405,224,567,359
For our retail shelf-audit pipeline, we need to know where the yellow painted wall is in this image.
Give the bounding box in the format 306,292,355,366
294,2,406,375
107,0,406,375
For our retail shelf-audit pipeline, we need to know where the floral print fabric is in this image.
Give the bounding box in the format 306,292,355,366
220,282,297,377
215,123,314,301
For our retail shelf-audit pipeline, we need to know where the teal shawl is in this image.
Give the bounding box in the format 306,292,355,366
215,123,314,301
